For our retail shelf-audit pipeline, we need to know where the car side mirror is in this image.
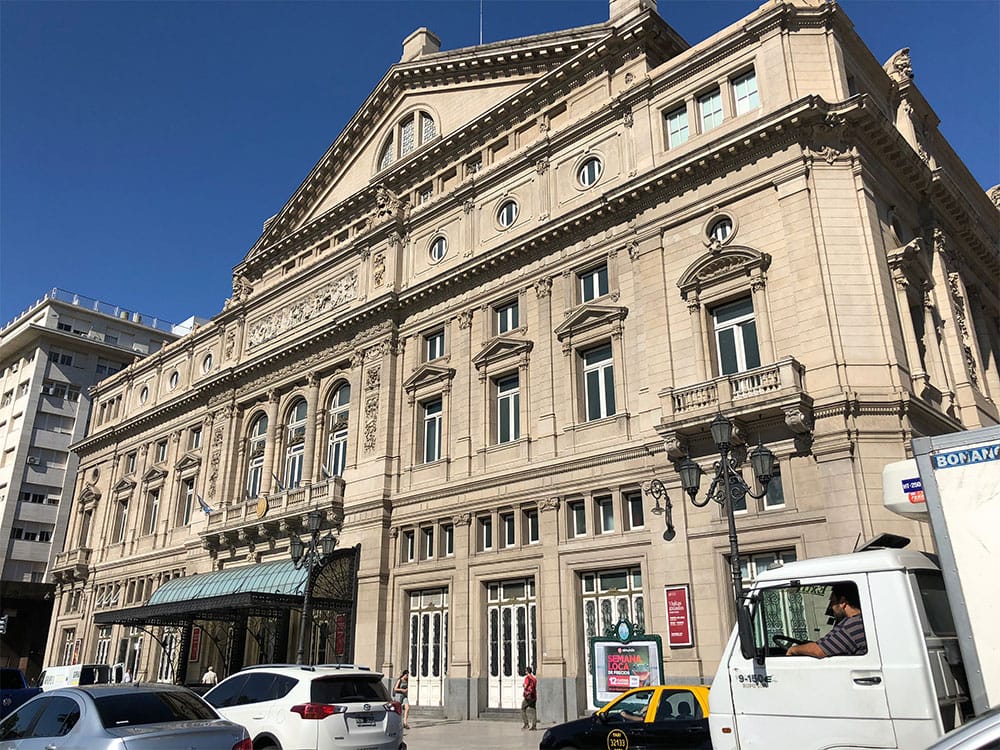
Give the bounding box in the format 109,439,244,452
596,711,608,723
737,605,763,664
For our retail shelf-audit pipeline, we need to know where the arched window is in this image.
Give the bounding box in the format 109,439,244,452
377,110,437,171
246,414,268,499
327,384,351,477
285,399,308,489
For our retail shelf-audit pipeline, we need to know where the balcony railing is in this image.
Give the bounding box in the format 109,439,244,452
51,547,93,582
665,357,805,418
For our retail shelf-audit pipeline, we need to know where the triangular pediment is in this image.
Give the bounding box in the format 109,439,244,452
175,453,202,473
403,362,456,393
142,467,168,483
112,478,136,495
236,16,690,278
473,336,534,371
554,304,629,342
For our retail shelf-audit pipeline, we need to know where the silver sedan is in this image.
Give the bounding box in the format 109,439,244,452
0,683,250,749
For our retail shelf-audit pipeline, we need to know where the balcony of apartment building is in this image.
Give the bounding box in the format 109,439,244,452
50,546,93,584
200,476,346,560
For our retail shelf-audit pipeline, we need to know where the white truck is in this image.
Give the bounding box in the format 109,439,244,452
709,425,999,750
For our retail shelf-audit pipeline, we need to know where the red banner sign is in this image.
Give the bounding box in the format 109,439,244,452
665,585,693,647
189,626,201,662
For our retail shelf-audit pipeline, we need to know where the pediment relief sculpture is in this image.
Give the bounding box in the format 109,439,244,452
677,245,771,300
472,336,534,371
78,484,102,507
246,271,358,350
403,362,456,393
554,304,629,343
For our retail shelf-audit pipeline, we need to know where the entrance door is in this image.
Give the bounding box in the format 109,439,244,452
407,589,448,706
487,578,536,709
582,567,645,709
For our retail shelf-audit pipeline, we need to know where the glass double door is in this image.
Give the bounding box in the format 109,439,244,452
407,589,448,706
487,578,536,709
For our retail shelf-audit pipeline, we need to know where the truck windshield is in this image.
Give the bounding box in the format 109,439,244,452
751,582,863,657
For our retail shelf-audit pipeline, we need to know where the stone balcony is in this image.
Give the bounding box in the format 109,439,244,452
656,357,814,456
201,477,346,558
51,547,93,583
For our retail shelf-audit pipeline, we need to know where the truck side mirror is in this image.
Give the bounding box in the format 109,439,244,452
737,605,762,663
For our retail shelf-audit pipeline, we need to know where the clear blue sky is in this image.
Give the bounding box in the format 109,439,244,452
2,1,997,328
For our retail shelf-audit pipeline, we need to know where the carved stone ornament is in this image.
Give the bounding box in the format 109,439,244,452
535,157,549,175
884,48,913,83
626,241,640,262
539,497,561,512
463,199,476,215
989,185,1000,209
452,512,472,526
246,272,358,349
363,394,379,453
373,252,386,287
368,187,409,228
623,111,634,128
783,407,814,435
365,366,381,392
948,272,980,388
534,277,553,298
624,72,635,85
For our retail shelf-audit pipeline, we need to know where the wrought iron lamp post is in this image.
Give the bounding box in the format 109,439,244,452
648,413,776,609
289,509,337,665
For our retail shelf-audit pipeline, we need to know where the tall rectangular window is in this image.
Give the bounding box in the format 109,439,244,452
442,523,454,557
733,70,759,115
403,530,415,562
598,496,615,534
155,440,168,463
764,463,785,508
583,344,616,421
501,512,515,547
713,297,761,375
480,516,493,551
189,427,202,450
126,452,137,474
698,88,723,132
665,105,689,148
179,479,195,526
579,264,609,302
569,501,586,538
423,399,442,463
625,491,645,530
114,501,129,543
144,489,160,535
496,300,519,334
422,527,435,560
525,509,539,544
496,374,520,444
425,330,445,361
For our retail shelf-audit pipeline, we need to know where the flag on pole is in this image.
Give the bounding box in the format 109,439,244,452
272,472,285,492
197,495,214,514
321,464,332,480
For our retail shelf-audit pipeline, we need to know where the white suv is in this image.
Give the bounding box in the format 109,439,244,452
204,664,405,750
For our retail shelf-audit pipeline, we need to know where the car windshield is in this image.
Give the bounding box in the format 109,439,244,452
95,690,218,727
311,676,388,703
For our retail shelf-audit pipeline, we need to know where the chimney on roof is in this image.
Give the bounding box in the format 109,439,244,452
401,27,441,62
609,0,656,22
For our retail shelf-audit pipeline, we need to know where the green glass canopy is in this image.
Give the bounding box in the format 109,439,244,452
148,560,306,605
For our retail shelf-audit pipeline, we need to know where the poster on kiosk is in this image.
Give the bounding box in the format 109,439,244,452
589,617,664,706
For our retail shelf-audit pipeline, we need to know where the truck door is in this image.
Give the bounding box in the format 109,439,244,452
727,577,896,749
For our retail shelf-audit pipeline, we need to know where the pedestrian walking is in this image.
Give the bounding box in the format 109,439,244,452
393,669,411,729
202,666,218,685
521,666,537,730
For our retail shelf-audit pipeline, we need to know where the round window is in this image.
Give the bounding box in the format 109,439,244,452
429,236,448,262
202,353,213,373
578,157,603,187
497,200,519,229
709,217,733,243
139,386,149,404
169,371,179,390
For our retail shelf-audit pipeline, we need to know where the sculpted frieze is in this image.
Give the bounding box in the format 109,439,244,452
246,272,358,350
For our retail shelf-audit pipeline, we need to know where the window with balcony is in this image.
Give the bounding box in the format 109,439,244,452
245,414,267,499
285,399,307,488
327,383,351,477
713,298,760,375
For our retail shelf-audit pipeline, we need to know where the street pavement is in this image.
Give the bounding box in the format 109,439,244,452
403,717,549,749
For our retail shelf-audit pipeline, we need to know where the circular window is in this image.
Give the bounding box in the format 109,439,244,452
497,200,519,229
429,236,447,262
202,353,214,373
139,386,149,404
169,371,179,390
709,217,733,244
577,156,603,187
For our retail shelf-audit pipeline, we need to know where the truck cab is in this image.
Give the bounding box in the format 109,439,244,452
709,544,970,750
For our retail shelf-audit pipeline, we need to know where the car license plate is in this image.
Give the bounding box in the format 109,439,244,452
354,714,376,727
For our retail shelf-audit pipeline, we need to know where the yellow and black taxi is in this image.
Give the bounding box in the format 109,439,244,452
538,684,711,750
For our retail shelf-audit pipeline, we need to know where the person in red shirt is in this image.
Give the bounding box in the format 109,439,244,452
521,666,537,730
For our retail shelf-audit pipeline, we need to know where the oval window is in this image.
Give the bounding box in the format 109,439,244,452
578,157,603,187
169,371,179,390
429,236,448,262
497,200,519,229
202,353,213,373
709,217,733,243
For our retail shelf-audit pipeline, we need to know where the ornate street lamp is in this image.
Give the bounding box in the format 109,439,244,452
289,509,338,664
648,413,776,610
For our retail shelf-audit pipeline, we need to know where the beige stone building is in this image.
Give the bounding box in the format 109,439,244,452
46,0,998,722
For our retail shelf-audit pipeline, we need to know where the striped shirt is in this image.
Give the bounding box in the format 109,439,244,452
817,614,867,656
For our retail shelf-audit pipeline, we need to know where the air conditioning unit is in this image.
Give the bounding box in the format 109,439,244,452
26,456,40,465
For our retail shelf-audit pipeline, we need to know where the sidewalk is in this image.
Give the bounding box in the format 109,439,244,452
403,717,550,749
